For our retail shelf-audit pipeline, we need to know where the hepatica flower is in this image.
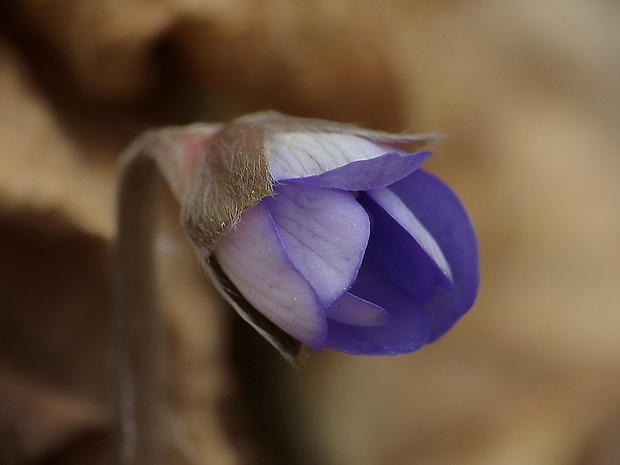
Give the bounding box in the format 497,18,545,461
116,111,478,464
182,113,479,356
169,112,480,357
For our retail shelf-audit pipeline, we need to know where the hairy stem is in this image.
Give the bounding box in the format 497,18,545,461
115,152,166,465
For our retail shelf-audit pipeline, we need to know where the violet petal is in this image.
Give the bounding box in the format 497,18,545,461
365,186,453,284
390,170,479,342
214,202,328,350
267,131,429,185
324,170,478,354
356,189,448,304
324,217,436,353
264,184,370,307
324,256,431,354
287,150,431,190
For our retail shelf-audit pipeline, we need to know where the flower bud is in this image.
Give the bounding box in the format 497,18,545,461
133,112,479,360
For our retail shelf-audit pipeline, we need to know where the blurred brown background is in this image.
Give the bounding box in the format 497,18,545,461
1,0,620,464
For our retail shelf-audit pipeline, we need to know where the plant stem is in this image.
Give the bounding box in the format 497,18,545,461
115,151,166,465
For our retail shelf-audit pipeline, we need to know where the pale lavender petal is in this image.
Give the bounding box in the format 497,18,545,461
365,186,453,284
214,202,327,349
267,132,399,180
325,293,389,327
288,150,431,190
264,184,369,307
202,259,302,364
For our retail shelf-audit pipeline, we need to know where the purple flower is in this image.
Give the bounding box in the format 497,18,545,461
190,112,478,356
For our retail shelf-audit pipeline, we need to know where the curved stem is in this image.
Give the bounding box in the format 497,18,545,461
114,152,166,465
112,120,310,464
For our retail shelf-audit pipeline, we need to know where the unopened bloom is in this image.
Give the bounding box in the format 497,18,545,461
178,112,478,357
